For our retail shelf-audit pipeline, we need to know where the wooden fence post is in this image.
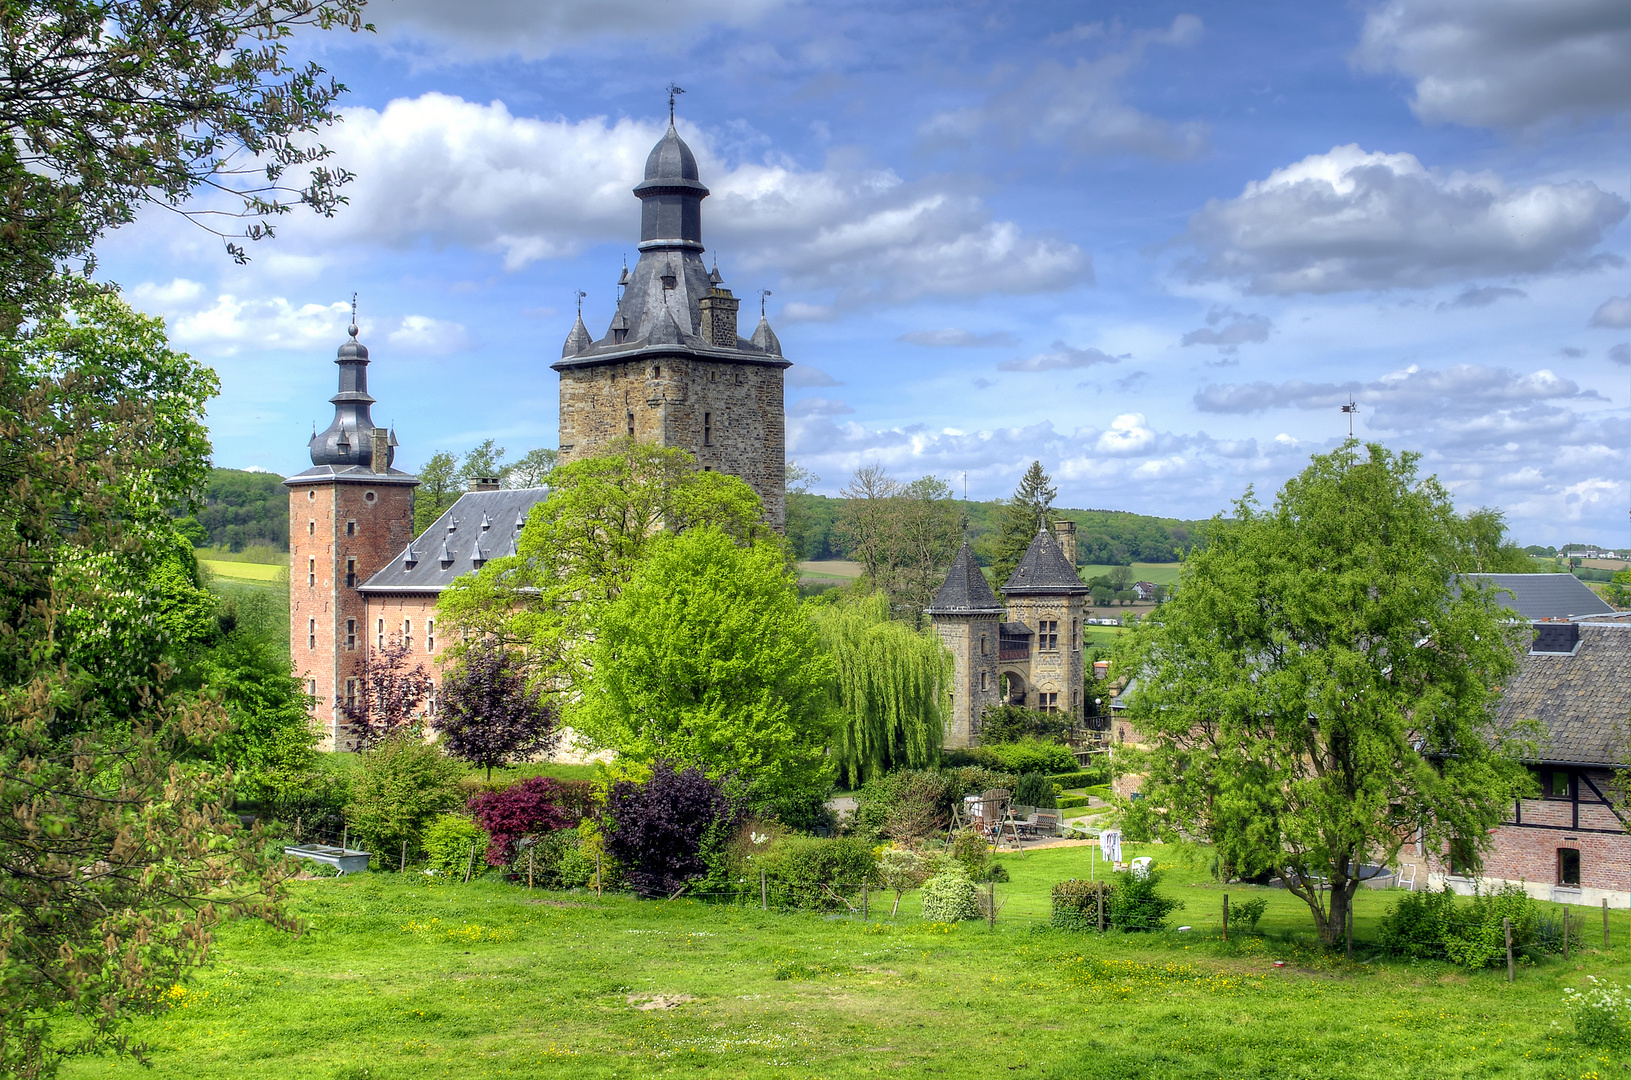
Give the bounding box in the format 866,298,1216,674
1563,909,1571,960
761,868,767,911
1503,917,1513,982
862,882,869,921
988,882,996,929
1222,893,1228,942
1604,897,1610,948
1097,885,1105,933
528,847,535,891
400,840,407,874
1346,900,1353,961
596,851,602,897
464,841,476,884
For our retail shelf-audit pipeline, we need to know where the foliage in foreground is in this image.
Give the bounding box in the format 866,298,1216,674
603,761,740,898
1049,869,1181,932
344,735,465,866
1115,441,1535,945
1377,883,1550,968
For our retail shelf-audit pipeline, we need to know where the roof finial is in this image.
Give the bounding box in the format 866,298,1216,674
666,83,685,126
348,292,359,338
1341,395,1359,438
576,290,586,315
759,288,772,317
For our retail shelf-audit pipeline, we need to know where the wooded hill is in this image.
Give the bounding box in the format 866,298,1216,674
176,468,289,551
788,492,1200,566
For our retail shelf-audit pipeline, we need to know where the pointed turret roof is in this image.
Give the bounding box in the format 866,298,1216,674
1003,525,1089,595
562,312,592,357
750,314,781,356
927,541,1005,615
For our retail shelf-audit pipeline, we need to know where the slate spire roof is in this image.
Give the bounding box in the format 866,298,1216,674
927,541,1004,614
1002,524,1089,595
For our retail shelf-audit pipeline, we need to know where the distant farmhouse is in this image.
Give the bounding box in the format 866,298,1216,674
286,120,790,750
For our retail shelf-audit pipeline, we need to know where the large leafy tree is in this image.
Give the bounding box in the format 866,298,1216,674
337,640,432,751
0,295,292,1073
437,439,779,693
574,526,835,819
0,0,369,326
810,591,951,787
987,460,1057,586
832,464,960,623
503,447,557,490
412,450,460,534
432,640,560,780
1113,443,1535,946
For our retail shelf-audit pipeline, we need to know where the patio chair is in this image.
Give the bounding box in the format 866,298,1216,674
1396,863,1417,892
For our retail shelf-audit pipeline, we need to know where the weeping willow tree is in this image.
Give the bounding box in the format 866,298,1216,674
810,592,953,787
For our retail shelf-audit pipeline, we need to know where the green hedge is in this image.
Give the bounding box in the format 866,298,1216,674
760,835,879,910
1057,795,1090,809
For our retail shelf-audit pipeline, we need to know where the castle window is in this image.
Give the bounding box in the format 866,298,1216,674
1072,618,1078,650
345,678,358,711
308,557,315,587
308,618,316,650
1039,692,1059,713
1450,837,1478,877
364,490,376,503
402,618,412,650
346,519,355,536
704,412,712,446
345,618,356,651
1558,848,1581,887
307,679,317,700
1040,620,1059,652
427,619,435,652
980,671,988,691
308,519,315,535
627,411,635,437
652,365,661,378
980,634,987,657
377,618,384,650
345,557,356,588
427,685,438,718
307,490,315,501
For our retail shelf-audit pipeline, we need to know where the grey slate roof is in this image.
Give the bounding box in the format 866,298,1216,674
926,541,1003,614
285,463,418,487
359,488,549,594
1002,526,1089,595
1497,623,1631,767
1462,573,1614,620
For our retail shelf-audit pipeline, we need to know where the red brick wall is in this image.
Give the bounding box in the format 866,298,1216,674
288,479,416,749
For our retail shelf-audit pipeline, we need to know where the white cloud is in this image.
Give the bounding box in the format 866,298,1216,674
899,328,1017,348
130,278,204,306
167,294,352,356
998,341,1123,372
1590,294,1631,328
1611,344,1630,366
920,16,1208,160
1194,363,1601,416
1180,307,1272,352
273,93,1085,305
1182,145,1627,294
788,397,854,417
781,302,837,323
786,364,842,387
372,0,786,61
388,315,474,355
1354,0,1631,129
1095,413,1156,455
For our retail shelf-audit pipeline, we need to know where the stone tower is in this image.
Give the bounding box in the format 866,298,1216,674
999,523,1090,719
554,121,790,529
285,323,419,750
927,541,1004,747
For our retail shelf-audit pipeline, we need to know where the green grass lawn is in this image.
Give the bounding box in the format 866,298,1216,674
60,843,1631,1080
201,558,288,583
1080,561,1182,586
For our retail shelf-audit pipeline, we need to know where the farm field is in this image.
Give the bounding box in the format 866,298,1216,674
201,558,287,584
1079,561,1182,586
61,843,1631,1080
798,560,864,581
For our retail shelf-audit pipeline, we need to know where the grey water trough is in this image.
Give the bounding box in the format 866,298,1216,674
284,844,371,875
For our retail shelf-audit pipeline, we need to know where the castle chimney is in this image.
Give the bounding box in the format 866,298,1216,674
698,286,739,347
370,428,390,474
467,477,501,492
1052,519,1076,568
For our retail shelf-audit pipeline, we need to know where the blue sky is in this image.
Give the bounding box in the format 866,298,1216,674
99,0,1629,545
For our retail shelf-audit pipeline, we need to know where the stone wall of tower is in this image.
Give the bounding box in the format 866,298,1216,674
934,613,1002,748
1001,593,1088,719
557,353,786,530
288,479,417,750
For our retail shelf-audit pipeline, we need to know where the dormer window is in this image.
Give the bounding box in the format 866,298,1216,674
480,513,492,531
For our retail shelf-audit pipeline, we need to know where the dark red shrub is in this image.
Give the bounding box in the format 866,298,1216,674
603,761,739,897
467,776,571,865
432,641,560,780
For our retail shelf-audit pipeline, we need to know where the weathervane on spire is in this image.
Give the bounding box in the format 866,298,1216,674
759,289,772,317
575,290,587,315
667,83,685,125
1341,396,1359,438
349,292,358,337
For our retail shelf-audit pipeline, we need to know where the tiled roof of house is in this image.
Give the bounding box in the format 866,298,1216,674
1462,573,1614,620
926,541,1004,614
1002,525,1089,595
1496,622,1631,767
359,488,549,593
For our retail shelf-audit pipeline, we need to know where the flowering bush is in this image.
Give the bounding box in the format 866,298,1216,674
467,776,571,866
1560,976,1631,1047
920,864,980,921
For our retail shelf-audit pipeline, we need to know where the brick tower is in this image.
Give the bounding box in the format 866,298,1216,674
285,322,418,749
554,118,790,529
